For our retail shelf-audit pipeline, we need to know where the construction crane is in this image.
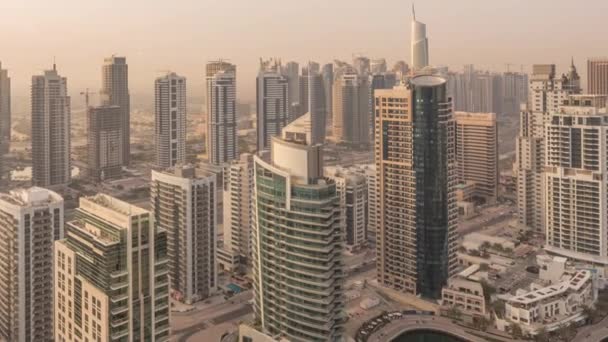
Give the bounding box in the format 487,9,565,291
80,88,97,108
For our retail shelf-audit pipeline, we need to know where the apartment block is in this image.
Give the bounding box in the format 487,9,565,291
87,105,122,181
155,72,186,169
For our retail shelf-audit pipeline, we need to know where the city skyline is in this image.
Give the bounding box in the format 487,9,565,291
2,0,607,104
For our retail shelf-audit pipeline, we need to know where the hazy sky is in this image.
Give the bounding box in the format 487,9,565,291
2,0,607,106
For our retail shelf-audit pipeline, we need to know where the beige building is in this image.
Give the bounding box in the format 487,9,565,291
0,62,10,155
87,105,122,182
155,72,187,169
588,58,608,96
55,194,170,342
544,95,608,264
375,77,458,299
332,63,370,146
151,165,217,303
441,277,487,318
206,61,237,165
517,63,580,231
0,188,63,342
31,65,71,187
454,112,497,203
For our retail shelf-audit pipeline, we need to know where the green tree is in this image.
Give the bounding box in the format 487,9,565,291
510,324,524,339
534,327,550,342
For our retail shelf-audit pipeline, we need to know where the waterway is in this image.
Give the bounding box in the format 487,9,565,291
391,329,467,342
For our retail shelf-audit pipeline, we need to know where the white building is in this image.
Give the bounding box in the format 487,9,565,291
544,95,608,264
411,6,429,71
256,59,289,151
0,187,64,342
441,265,487,318
332,64,370,146
220,153,254,271
151,165,217,304
517,63,580,232
207,61,237,165
155,72,187,169
31,65,71,187
501,269,593,335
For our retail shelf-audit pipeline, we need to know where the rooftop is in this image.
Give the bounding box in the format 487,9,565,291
410,75,445,87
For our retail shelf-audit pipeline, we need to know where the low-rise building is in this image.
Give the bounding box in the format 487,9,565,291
441,266,488,317
500,269,594,334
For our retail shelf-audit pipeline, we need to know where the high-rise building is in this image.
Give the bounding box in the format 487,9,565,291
369,72,397,140
155,72,186,169
517,63,580,231
206,61,237,165
256,59,289,151
300,62,326,144
31,65,71,187
101,56,130,165
333,64,370,146
325,166,368,250
221,153,253,269
454,112,498,203
411,6,429,71
87,105,122,181
0,187,63,342
151,165,217,303
0,62,10,155
55,194,170,341
375,77,458,299
392,60,410,80
282,61,300,122
502,71,529,116
588,58,608,96
322,63,334,125
353,55,371,76
252,113,345,341
371,58,388,74
544,95,608,264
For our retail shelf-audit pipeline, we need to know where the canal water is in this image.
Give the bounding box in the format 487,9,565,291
391,329,468,342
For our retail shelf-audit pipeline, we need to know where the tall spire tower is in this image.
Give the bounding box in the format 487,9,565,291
411,4,429,71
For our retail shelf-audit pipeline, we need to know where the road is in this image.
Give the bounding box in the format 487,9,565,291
573,315,608,342
367,316,487,342
458,205,515,235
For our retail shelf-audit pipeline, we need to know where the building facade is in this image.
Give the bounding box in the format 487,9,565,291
55,194,170,341
256,59,289,151
206,61,237,165
100,56,130,165
375,77,458,299
252,114,345,341
0,187,63,342
87,105,122,182
151,165,217,303
31,65,71,187
0,62,10,155
222,153,254,269
325,166,368,250
282,61,300,122
411,8,429,71
516,63,580,231
155,72,186,169
333,64,370,146
544,95,608,264
454,112,498,203
588,58,608,96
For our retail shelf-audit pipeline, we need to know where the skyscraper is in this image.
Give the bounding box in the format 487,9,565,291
31,65,71,187
256,59,289,151
375,77,458,299
325,166,368,250
0,62,10,155
252,113,345,341
322,63,334,125
333,63,370,146
283,61,300,122
369,72,397,140
87,105,122,181
55,194,170,341
222,153,253,269
100,56,130,165
517,63,580,231
300,62,326,144
411,6,429,71
353,55,371,76
371,58,388,74
155,72,186,169
206,61,237,165
502,71,529,116
544,95,608,264
588,58,608,96
0,187,63,342
455,112,498,203
151,165,217,303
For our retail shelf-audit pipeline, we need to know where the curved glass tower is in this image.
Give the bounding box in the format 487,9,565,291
252,114,345,341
